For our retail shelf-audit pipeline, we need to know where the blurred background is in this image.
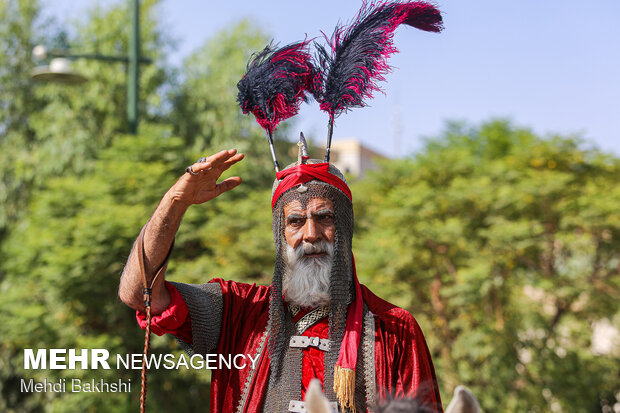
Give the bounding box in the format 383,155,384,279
0,0,618,412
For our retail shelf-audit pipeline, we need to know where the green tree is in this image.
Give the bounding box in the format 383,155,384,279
354,120,620,411
0,128,197,412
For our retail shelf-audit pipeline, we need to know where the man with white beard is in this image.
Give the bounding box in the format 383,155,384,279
119,151,442,412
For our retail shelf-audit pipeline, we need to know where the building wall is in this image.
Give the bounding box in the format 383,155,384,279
329,139,386,178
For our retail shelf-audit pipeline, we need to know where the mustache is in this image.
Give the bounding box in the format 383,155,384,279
300,241,332,255
286,240,334,266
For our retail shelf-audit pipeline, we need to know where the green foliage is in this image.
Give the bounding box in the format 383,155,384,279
353,119,620,411
173,187,275,285
0,0,45,239
0,127,209,412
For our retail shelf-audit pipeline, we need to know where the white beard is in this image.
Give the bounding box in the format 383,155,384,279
283,240,333,308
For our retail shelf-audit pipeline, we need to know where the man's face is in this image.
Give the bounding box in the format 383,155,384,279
283,197,335,250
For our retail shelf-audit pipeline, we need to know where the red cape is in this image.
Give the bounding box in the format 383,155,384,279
206,279,442,412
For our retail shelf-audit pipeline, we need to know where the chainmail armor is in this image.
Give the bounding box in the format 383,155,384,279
265,160,357,412
169,281,222,356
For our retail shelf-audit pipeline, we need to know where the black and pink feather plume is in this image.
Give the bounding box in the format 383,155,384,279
236,41,316,134
313,0,443,119
236,1,442,167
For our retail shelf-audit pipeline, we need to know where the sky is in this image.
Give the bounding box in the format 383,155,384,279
44,0,620,157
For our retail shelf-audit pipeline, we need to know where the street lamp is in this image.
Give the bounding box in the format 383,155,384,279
30,0,150,134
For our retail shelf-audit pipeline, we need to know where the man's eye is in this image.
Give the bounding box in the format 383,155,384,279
318,215,334,223
288,218,304,227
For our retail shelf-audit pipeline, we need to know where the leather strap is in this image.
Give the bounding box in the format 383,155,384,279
136,226,174,413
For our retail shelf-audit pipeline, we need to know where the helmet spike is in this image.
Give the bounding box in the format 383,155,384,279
299,132,309,164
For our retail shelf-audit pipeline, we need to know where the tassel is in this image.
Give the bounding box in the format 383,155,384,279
334,365,356,412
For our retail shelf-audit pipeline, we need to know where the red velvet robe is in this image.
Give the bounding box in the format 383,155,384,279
138,279,442,412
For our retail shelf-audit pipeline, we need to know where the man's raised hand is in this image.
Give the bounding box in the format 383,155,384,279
170,149,244,207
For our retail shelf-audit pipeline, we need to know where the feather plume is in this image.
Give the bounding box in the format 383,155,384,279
237,41,316,134
313,1,443,118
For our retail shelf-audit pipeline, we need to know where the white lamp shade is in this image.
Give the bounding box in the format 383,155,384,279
31,57,88,84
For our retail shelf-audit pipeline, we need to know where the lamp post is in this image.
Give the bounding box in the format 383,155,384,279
127,0,140,134
31,0,150,134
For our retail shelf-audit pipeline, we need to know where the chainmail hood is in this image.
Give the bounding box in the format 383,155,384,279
266,160,355,405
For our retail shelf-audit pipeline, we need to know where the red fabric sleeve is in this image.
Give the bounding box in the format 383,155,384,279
136,281,193,343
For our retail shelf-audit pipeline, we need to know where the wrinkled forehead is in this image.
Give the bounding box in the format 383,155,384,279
283,197,335,217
